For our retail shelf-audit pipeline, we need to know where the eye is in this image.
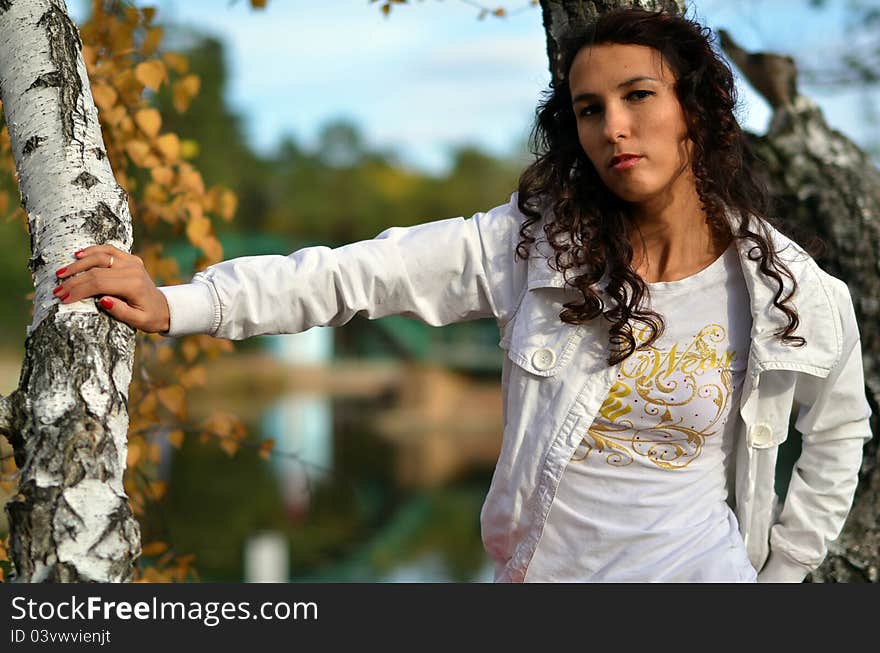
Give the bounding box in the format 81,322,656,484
577,104,601,118
627,89,654,102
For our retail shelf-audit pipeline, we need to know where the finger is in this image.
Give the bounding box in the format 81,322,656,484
74,244,129,259
96,296,144,331
57,250,127,280
57,269,132,304
55,245,133,279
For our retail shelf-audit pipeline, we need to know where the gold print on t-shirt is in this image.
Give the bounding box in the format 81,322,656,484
572,323,736,470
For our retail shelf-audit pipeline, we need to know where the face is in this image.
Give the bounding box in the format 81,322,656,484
569,43,695,207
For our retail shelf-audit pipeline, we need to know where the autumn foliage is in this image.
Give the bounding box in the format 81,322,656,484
0,0,273,582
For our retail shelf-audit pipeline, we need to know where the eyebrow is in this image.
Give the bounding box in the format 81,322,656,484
571,76,662,103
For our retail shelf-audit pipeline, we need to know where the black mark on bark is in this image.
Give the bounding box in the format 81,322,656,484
73,172,99,189
92,147,106,160
0,1,12,14
83,202,127,244
28,71,63,90
27,253,45,274
22,135,47,155
36,5,84,146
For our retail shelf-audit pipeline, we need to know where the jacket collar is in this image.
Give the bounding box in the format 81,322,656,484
527,213,840,378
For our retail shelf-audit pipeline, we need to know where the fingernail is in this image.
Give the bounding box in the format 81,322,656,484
56,267,68,277
99,297,113,310
59,292,69,302
53,285,64,295
74,250,84,257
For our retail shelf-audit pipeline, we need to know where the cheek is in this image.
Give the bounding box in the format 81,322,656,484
576,126,603,168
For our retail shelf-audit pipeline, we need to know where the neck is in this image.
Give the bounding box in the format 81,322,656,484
626,183,730,282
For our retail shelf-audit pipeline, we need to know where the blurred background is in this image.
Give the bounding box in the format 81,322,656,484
0,0,877,582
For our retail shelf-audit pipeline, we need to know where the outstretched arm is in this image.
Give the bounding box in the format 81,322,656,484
54,195,528,338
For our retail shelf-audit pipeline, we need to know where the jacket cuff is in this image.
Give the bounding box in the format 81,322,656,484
756,550,812,583
157,282,219,337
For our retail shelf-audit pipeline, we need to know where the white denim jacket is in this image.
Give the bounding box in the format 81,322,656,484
159,193,872,583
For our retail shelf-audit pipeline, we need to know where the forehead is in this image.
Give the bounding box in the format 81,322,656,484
569,43,673,92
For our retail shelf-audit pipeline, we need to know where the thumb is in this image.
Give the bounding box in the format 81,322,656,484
97,296,142,330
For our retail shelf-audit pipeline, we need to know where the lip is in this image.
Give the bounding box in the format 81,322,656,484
609,154,643,170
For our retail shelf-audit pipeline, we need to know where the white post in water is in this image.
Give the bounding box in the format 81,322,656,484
244,531,289,583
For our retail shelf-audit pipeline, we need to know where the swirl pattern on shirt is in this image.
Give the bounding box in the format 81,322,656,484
572,323,737,470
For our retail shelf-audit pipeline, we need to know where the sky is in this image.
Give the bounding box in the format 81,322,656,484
68,0,877,174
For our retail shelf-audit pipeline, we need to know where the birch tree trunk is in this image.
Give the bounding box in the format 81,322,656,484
538,0,880,582
0,0,140,582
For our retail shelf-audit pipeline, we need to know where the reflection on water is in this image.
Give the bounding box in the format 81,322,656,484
162,330,502,583
262,394,333,519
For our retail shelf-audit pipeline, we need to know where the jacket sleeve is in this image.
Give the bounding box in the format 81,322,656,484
157,194,528,339
757,277,873,582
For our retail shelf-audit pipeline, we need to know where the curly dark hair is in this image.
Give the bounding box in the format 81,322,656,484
516,7,805,365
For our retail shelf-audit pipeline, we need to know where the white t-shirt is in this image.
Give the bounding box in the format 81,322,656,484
527,243,758,582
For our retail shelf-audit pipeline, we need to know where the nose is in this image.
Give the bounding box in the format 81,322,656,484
602,103,630,143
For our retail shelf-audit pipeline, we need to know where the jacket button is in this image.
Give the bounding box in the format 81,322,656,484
532,347,556,371
750,423,773,447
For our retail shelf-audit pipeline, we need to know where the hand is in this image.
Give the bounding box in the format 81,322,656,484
54,245,171,334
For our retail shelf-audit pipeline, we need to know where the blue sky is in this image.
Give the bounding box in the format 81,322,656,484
69,0,876,174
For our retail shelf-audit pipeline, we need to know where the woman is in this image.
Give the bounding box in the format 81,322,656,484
53,9,871,582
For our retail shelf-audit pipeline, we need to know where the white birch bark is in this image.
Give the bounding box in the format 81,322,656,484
538,0,685,85
0,0,140,582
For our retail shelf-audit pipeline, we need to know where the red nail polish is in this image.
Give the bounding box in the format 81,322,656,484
100,297,114,310
53,285,63,295
74,250,84,257
56,267,68,276
59,292,69,301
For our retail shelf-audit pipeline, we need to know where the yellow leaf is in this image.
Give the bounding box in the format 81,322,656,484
181,337,199,363
180,365,206,388
218,438,239,457
91,83,118,111
150,165,174,187
127,441,142,467
135,108,161,139
144,182,168,205
156,133,180,162
142,7,157,23
135,60,166,91
102,105,127,128
258,438,275,461
219,190,237,221
185,213,212,248
167,429,185,449
142,26,163,56
138,391,157,418
157,256,179,280
200,236,223,265
162,52,189,75
180,139,199,160
157,384,186,418
250,0,268,8
157,344,174,364
178,167,205,195
173,75,200,113
82,45,97,68
149,480,167,499
148,441,163,464
204,412,236,438
125,139,150,166
142,541,168,556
